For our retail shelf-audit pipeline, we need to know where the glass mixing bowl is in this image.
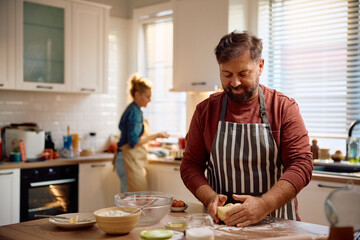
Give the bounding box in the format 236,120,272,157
115,191,173,225
324,182,360,231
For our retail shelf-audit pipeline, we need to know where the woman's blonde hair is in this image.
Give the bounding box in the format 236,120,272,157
128,73,152,99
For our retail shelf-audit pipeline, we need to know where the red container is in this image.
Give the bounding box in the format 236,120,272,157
178,138,186,149
19,140,27,162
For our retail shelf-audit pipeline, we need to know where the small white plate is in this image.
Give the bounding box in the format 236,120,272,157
170,204,188,212
49,213,96,229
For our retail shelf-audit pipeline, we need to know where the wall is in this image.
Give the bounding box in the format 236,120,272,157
0,17,131,153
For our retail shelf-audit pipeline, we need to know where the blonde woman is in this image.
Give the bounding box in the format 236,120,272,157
115,73,169,192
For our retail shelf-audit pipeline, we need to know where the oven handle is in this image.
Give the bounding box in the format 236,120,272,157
30,178,76,187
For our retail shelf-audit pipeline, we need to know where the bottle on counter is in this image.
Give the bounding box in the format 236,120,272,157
347,137,359,164
80,132,96,156
45,132,55,150
71,133,80,157
60,135,74,158
89,132,97,153
311,139,319,160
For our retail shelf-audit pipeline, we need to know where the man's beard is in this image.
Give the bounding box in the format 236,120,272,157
225,86,254,103
224,77,259,103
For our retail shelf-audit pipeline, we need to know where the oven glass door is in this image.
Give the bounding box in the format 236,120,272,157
23,178,78,221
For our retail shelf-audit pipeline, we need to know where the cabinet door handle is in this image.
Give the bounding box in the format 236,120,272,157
317,183,343,189
81,88,95,92
191,82,206,86
0,171,14,176
36,85,53,89
173,167,180,171
91,164,106,168
0,83,4,87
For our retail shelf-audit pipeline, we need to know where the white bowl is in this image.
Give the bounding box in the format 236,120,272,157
170,203,188,212
93,206,141,235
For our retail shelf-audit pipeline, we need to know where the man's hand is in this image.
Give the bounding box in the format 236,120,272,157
206,194,227,224
224,181,297,227
224,194,271,227
195,185,227,224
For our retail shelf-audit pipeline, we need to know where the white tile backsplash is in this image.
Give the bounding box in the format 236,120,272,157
0,90,119,153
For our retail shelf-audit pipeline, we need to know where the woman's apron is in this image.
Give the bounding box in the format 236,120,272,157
207,87,296,220
120,119,151,192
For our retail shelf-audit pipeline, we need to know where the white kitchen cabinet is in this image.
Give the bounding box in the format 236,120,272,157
71,2,109,93
0,169,20,226
172,0,247,92
146,162,200,204
15,0,73,92
6,0,109,93
79,162,120,212
0,0,16,90
172,0,227,92
297,178,360,226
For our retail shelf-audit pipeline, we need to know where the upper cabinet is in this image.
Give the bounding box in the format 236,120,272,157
72,2,108,93
173,0,228,92
16,0,72,92
0,0,110,93
172,0,252,92
0,0,16,89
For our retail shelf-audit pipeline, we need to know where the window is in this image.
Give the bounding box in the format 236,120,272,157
135,4,186,138
258,0,360,139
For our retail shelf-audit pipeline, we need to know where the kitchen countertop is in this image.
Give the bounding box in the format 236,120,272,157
0,203,329,240
0,153,114,170
312,172,360,185
0,153,180,170
313,159,360,184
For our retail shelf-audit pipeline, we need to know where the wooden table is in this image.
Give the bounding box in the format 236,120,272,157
0,204,329,240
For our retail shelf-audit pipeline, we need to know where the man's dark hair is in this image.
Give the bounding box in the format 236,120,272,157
215,31,263,64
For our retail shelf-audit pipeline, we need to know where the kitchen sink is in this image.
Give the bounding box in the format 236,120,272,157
313,165,360,173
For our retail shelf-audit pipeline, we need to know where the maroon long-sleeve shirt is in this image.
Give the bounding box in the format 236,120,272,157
180,84,313,204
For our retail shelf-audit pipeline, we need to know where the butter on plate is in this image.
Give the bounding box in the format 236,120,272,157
68,215,79,224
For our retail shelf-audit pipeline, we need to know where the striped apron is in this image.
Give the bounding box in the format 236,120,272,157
207,87,296,220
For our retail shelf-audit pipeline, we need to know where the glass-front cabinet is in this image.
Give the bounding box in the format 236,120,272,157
1,0,109,93
16,0,72,91
0,0,16,90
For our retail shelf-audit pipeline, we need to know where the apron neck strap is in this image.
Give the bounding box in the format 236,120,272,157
258,86,269,124
220,86,269,124
220,94,228,121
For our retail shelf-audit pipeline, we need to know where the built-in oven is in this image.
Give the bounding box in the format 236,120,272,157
20,165,78,222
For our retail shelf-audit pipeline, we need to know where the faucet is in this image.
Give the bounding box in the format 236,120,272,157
346,120,360,161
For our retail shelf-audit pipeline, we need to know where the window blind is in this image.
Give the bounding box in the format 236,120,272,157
258,0,360,138
140,11,187,137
